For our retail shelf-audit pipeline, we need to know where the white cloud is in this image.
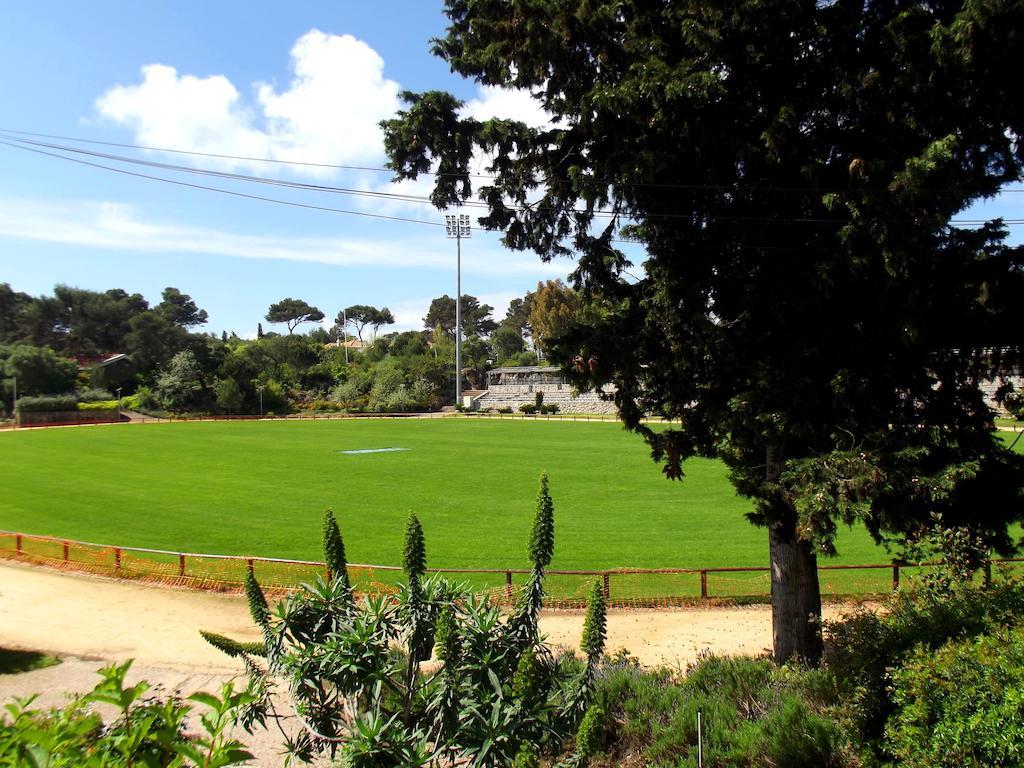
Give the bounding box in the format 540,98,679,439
463,85,553,129
93,34,558,229
95,30,400,174
0,197,570,280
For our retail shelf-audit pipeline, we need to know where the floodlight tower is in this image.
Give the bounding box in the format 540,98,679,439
445,213,471,407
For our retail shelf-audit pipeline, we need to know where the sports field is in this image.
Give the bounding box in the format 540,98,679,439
0,418,896,572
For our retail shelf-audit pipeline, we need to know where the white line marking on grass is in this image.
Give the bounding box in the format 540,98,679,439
338,447,411,455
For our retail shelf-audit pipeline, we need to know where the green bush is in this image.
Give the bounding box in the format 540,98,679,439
0,660,253,767
74,388,113,403
825,577,1024,759
590,654,851,767
76,401,119,412
886,624,1024,768
14,395,78,413
540,404,560,414
497,406,513,414
519,403,537,414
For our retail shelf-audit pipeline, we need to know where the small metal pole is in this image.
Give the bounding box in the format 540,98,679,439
505,570,513,599
178,553,186,577
602,572,611,600
698,710,703,767
700,570,708,599
15,534,22,554
892,564,900,591
62,541,69,562
114,548,121,569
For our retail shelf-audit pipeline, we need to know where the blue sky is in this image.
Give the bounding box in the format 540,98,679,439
0,2,1020,339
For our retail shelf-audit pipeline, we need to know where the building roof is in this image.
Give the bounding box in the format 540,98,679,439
74,353,129,371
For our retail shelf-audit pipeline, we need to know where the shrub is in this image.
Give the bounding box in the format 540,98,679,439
76,401,119,412
519,403,537,414
540,404,560,415
825,576,1024,758
0,660,253,767
204,473,606,767
589,654,851,767
886,624,1024,768
15,394,79,413
132,386,159,412
497,406,513,414
75,388,113,403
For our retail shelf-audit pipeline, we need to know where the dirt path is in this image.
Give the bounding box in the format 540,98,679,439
0,561,861,764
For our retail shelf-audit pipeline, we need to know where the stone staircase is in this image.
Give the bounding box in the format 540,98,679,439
472,385,616,414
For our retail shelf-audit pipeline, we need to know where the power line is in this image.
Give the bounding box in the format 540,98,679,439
3,126,1023,196
0,140,446,228
4,134,1021,228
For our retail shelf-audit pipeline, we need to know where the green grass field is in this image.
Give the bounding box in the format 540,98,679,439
0,418,902,573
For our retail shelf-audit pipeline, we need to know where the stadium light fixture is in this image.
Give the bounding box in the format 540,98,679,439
444,213,471,406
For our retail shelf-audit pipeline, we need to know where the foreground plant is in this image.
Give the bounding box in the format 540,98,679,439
0,660,254,767
204,472,606,767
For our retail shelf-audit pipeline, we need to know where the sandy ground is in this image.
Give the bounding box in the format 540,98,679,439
0,561,859,765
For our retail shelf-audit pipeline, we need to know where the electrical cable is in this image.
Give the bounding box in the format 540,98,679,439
3,126,1022,196
4,134,1020,227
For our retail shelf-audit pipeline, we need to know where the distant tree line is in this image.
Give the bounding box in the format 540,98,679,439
0,280,581,417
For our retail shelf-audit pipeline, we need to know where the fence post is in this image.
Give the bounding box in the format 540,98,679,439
700,570,708,600
114,548,121,569
892,564,900,591
505,570,513,599
178,553,186,577
984,559,992,588
247,558,255,576
15,534,22,555
602,572,611,600
62,541,69,562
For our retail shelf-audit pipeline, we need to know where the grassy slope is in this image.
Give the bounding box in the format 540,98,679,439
0,419,897,570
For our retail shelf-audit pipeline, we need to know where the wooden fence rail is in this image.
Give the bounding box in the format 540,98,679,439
2,531,1020,609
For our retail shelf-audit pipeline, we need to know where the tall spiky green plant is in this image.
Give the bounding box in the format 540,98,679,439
508,472,556,651
244,568,272,649
403,512,427,584
529,472,555,570
403,512,432,666
580,578,607,670
564,578,608,727
322,509,352,606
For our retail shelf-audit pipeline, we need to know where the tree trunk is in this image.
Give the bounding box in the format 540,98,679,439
769,521,823,664
766,444,823,664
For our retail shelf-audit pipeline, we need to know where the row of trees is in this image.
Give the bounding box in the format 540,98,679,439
0,280,584,416
263,298,397,342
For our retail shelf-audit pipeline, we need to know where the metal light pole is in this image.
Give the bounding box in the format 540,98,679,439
116,387,122,419
11,376,16,429
343,308,349,364
445,213,471,407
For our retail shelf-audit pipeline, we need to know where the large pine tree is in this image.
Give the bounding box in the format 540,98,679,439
383,0,1024,662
